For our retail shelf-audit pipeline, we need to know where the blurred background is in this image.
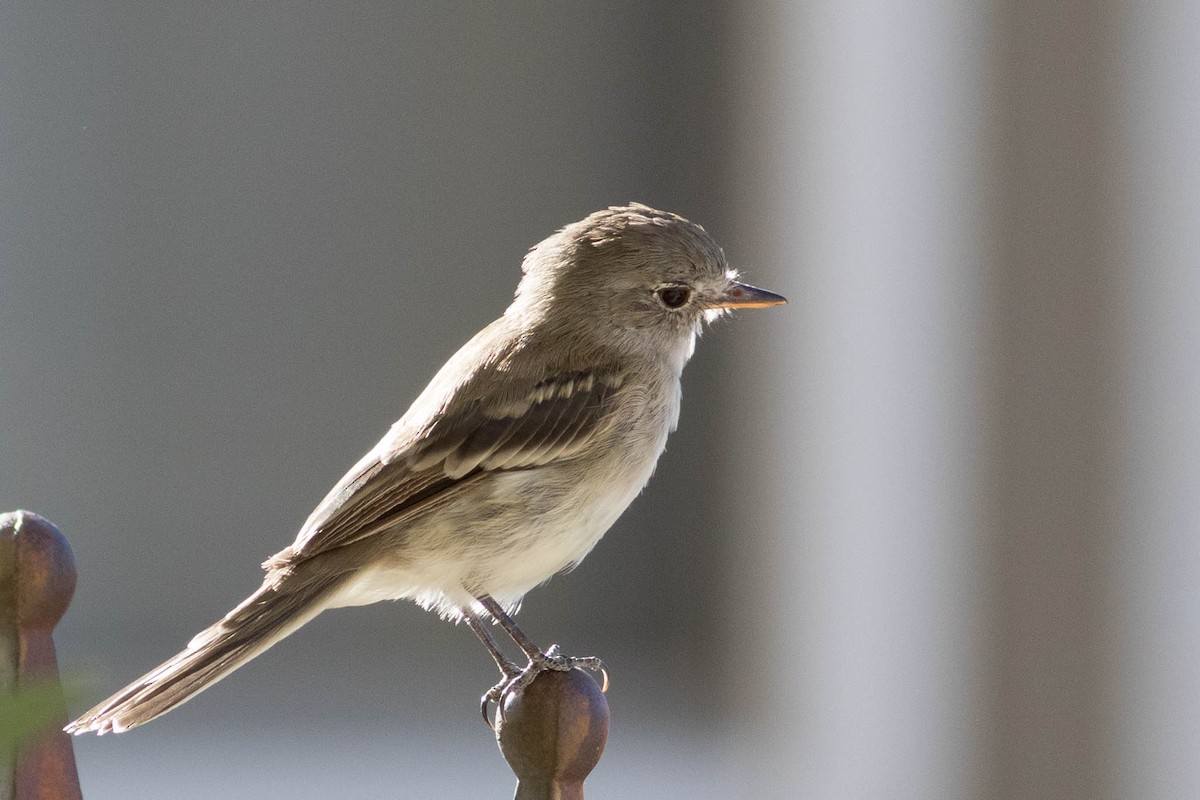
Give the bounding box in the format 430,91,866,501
2,1,1196,798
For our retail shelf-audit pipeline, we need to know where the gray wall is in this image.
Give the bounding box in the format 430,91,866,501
3,2,1197,798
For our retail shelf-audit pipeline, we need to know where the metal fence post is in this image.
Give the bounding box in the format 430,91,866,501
1,511,82,800
495,667,609,800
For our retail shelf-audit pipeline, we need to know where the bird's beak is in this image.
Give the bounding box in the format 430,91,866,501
708,281,788,310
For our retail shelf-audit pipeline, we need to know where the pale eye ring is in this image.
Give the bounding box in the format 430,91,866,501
656,286,691,309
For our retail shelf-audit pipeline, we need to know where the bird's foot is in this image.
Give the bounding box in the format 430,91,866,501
520,644,609,692
481,644,609,731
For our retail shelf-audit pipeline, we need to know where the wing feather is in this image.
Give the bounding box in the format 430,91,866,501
273,367,625,567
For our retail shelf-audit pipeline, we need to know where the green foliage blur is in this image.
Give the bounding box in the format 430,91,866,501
1,682,71,751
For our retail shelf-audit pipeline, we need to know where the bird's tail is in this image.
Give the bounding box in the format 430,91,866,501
66,572,345,735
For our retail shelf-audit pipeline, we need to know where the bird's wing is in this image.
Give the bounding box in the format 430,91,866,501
275,366,627,566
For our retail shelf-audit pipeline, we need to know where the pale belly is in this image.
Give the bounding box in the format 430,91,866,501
328,426,670,618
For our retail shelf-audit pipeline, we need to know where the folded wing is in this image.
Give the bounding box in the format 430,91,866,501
274,367,626,566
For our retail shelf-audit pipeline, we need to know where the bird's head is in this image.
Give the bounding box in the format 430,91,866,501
510,204,786,365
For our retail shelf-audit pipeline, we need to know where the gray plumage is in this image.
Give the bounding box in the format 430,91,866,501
66,204,785,735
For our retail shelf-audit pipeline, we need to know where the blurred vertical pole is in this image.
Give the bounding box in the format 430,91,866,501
723,1,985,798
980,2,1123,798
1119,3,1200,798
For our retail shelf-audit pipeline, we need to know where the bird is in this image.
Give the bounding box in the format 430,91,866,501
66,203,786,735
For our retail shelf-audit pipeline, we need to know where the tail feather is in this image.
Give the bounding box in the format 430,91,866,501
66,573,344,735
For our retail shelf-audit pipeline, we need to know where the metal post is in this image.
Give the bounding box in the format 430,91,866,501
495,668,609,800
1,511,83,800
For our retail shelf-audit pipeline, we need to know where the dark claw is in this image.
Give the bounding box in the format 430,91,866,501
481,690,500,732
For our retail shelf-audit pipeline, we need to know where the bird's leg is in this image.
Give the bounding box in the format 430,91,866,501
465,611,520,678
474,594,546,663
474,594,608,702
464,610,524,729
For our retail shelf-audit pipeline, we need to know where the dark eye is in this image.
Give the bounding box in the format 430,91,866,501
656,286,691,309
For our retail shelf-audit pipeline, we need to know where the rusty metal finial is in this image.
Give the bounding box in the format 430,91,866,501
495,668,609,800
1,510,83,800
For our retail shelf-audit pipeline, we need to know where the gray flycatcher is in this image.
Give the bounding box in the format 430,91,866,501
66,203,786,735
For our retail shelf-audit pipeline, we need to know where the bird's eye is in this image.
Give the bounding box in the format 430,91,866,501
656,286,691,309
